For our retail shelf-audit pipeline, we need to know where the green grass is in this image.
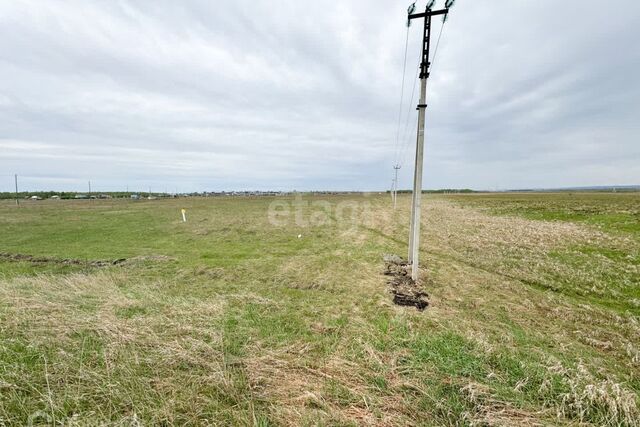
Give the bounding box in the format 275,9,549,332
0,194,638,425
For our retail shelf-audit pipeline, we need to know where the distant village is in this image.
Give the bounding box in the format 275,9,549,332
0,190,359,201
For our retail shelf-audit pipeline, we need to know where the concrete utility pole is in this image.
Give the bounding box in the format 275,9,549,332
391,180,396,202
88,180,92,197
393,164,401,209
407,1,451,281
14,174,19,206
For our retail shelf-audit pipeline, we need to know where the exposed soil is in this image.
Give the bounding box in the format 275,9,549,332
383,254,429,311
0,253,174,268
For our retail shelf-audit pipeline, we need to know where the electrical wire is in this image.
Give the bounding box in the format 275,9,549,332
397,18,447,170
430,17,446,75
392,26,411,169
397,65,420,169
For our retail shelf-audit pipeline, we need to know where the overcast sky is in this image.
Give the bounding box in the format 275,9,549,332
1,1,639,192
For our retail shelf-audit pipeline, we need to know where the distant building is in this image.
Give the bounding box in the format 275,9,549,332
50,195,60,200
75,194,89,199
131,194,140,200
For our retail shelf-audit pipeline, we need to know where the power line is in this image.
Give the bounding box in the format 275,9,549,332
392,12,448,187
397,65,421,169
398,115,419,170
430,17,447,75
398,17,447,171
392,26,411,167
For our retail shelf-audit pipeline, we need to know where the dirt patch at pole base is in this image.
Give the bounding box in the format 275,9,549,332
383,254,429,311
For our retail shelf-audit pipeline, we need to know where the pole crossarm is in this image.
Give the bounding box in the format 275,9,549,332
409,7,449,80
408,8,448,20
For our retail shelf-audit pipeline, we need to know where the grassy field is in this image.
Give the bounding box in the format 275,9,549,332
0,193,638,426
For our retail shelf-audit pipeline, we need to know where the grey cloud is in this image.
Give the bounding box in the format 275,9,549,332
0,0,638,192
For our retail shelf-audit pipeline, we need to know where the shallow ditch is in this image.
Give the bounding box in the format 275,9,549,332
0,253,174,268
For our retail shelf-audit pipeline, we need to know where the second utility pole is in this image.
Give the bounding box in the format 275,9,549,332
407,3,449,281
14,174,19,206
393,164,401,209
